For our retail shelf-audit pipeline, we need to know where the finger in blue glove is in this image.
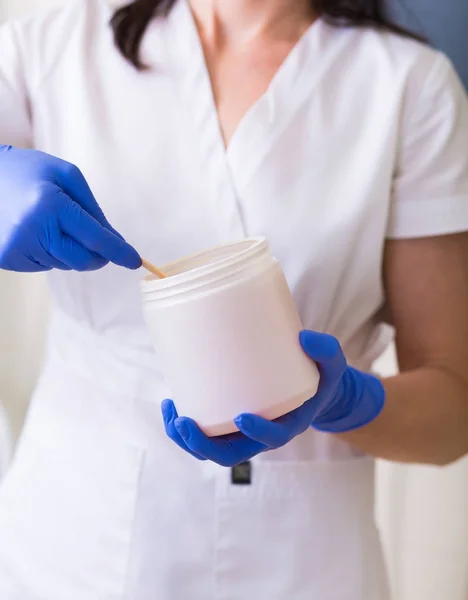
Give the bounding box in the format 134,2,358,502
161,399,207,461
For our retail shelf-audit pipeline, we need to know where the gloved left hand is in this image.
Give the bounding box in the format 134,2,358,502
162,330,386,466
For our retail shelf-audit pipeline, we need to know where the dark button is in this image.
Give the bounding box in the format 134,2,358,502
231,461,251,485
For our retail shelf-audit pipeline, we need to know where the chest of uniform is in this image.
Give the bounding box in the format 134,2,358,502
34,31,395,270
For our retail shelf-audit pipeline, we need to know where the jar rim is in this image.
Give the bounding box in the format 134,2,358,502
140,237,270,298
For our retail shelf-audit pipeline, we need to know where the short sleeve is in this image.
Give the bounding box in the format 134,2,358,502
0,21,32,148
387,53,468,239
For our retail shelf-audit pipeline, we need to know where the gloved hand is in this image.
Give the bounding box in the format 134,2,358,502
0,145,141,272
162,330,385,466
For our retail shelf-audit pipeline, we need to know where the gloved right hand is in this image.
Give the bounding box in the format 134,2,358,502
0,145,141,272
162,331,385,466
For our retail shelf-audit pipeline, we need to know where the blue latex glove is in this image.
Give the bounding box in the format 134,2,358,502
162,330,385,466
0,145,141,272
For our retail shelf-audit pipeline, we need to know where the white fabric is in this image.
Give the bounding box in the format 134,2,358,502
387,49,468,238
0,0,467,598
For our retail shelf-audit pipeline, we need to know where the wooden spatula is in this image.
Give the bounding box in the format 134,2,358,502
141,258,167,279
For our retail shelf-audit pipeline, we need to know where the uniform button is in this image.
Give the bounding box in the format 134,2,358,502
231,461,251,485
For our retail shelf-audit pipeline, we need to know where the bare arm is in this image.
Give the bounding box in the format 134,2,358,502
340,233,468,466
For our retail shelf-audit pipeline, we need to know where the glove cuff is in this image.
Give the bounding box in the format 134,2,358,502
312,367,386,433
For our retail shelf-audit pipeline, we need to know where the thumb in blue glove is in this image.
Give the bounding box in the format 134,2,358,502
0,145,141,272
162,330,385,467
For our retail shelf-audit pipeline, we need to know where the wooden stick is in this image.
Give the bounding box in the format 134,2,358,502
141,258,168,279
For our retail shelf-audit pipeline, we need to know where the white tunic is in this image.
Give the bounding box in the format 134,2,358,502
0,1,467,598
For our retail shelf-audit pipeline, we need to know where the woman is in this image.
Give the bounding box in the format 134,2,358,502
0,0,467,598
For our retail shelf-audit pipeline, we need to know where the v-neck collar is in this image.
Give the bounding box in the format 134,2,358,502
171,0,323,151
163,0,249,239
163,0,328,235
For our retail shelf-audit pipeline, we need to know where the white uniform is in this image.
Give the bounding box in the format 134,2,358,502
0,1,468,598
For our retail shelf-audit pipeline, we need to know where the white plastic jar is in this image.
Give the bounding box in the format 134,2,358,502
141,238,319,437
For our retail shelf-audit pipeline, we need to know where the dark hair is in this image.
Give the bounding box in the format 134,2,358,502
111,0,424,70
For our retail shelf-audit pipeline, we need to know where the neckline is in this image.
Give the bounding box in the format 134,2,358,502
163,0,331,199
174,0,323,154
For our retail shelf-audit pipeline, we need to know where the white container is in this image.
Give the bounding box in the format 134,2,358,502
141,238,319,437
